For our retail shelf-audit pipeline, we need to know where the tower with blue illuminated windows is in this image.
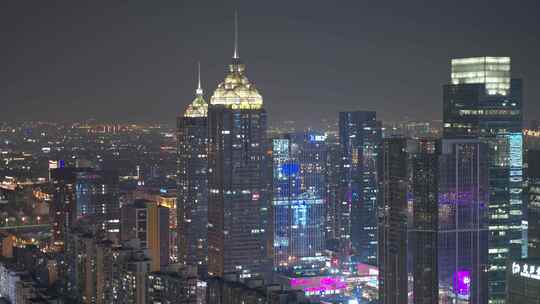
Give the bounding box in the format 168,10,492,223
272,132,327,273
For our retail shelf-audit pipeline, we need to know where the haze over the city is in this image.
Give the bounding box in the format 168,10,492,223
2,0,540,127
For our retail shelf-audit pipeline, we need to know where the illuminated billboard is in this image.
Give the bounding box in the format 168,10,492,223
288,276,347,296
453,269,471,297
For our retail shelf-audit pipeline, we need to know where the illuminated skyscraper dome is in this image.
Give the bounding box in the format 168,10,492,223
210,13,263,110
184,91,207,118
184,63,208,118
211,61,263,110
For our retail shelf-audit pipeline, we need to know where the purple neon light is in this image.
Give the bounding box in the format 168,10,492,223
439,191,486,207
453,269,471,297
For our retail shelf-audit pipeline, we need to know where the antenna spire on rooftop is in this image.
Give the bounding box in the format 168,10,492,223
196,61,203,95
233,11,239,59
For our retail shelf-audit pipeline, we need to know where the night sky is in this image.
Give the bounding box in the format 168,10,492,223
2,0,539,128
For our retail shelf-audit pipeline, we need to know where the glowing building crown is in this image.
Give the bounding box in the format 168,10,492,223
210,12,263,110
451,56,511,96
184,62,208,118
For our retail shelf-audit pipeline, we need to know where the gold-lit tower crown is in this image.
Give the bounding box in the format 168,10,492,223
184,62,208,118
210,12,263,110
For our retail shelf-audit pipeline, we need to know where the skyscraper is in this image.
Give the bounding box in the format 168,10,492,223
506,258,540,303
50,168,119,250
443,57,524,302
527,150,540,258
120,199,170,271
177,63,209,273
438,139,489,304
378,137,408,304
272,133,326,272
409,139,439,304
325,139,341,245
339,111,382,266
443,57,521,138
74,170,120,240
207,16,270,279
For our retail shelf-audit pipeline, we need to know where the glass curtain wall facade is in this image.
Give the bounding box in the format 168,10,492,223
50,168,119,249
177,114,208,272
74,171,120,240
378,137,408,304
527,150,540,258
443,57,523,302
207,52,270,279
451,57,510,96
177,66,209,272
438,140,489,304
409,139,439,304
207,105,269,279
339,111,382,267
272,133,326,273
325,140,341,246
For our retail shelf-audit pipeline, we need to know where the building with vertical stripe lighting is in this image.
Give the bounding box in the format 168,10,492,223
272,132,326,273
443,57,524,302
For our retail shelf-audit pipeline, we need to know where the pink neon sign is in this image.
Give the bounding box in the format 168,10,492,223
290,276,347,294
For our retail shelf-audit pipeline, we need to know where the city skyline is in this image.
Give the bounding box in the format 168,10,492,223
2,1,540,127
1,2,540,303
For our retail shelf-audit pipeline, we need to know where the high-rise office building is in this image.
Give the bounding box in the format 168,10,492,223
450,57,511,96
528,150,540,258
443,57,521,138
438,139,489,304
177,64,209,273
207,17,270,279
157,190,178,264
50,168,78,250
121,199,170,271
506,258,540,303
272,133,326,272
50,168,119,250
325,139,341,245
74,170,120,240
443,57,523,302
378,137,408,304
409,139,439,304
148,202,171,272
339,111,382,266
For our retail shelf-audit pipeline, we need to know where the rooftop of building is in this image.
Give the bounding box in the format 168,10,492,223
210,14,263,110
184,62,208,118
